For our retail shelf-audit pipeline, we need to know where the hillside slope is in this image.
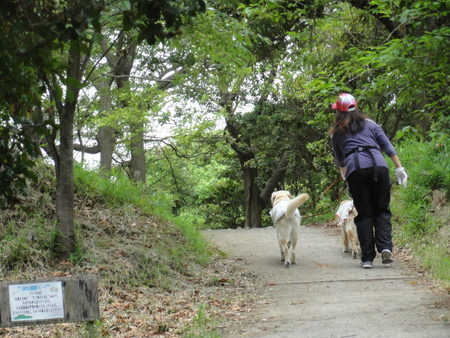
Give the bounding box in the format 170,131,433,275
0,169,265,337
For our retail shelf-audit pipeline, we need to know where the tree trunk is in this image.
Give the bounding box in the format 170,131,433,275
227,108,290,228
94,79,116,177
129,127,146,183
114,40,145,183
98,126,116,175
55,42,82,258
55,110,75,258
74,35,137,179
236,149,290,228
242,164,264,228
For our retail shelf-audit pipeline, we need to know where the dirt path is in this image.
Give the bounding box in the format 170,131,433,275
202,226,450,338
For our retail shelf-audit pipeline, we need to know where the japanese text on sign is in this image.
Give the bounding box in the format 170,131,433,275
9,282,64,321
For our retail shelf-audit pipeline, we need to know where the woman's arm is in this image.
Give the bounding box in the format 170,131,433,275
390,154,402,169
339,166,346,180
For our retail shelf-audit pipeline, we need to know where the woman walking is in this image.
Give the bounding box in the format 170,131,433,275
330,93,407,268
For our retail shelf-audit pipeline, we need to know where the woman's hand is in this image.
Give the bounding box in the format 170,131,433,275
395,167,407,188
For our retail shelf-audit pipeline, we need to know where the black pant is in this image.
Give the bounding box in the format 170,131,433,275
347,166,393,262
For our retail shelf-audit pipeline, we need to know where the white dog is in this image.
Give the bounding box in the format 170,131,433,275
335,199,361,258
270,190,309,268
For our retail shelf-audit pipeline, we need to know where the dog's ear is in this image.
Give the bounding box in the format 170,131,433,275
271,192,277,204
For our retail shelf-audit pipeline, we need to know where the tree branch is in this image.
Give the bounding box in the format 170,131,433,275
260,151,290,205
73,143,101,154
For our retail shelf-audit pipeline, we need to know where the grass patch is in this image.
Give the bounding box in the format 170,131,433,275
0,163,234,336
183,304,222,338
391,132,450,291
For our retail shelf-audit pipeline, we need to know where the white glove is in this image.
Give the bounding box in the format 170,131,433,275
395,167,407,188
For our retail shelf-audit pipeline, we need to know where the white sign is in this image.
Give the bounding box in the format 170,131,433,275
9,282,64,321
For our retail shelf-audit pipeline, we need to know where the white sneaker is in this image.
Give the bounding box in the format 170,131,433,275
360,261,373,269
381,249,393,264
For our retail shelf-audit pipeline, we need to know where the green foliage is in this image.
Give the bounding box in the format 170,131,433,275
145,134,245,229
390,123,450,289
183,304,221,338
76,163,214,265
0,0,108,208
177,164,245,229
74,164,175,217
0,119,41,209
423,248,450,289
397,133,450,208
0,0,209,212
123,0,206,45
69,240,95,265
335,1,449,129
0,216,57,271
1,163,215,289
0,162,58,270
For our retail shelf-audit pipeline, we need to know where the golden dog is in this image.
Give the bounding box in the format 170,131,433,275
270,190,309,268
336,199,360,258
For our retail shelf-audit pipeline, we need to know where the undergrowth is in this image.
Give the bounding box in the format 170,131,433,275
391,130,450,291
0,162,223,336
0,164,214,285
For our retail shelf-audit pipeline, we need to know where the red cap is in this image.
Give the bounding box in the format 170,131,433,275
332,93,357,112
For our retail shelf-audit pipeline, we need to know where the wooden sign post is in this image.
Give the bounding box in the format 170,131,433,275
0,275,99,328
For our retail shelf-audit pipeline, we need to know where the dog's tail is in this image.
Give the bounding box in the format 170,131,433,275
285,193,309,219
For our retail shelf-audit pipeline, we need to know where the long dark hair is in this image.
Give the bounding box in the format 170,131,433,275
329,108,370,135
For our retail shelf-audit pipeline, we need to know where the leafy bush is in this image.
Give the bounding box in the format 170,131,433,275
393,132,450,234
391,127,450,290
